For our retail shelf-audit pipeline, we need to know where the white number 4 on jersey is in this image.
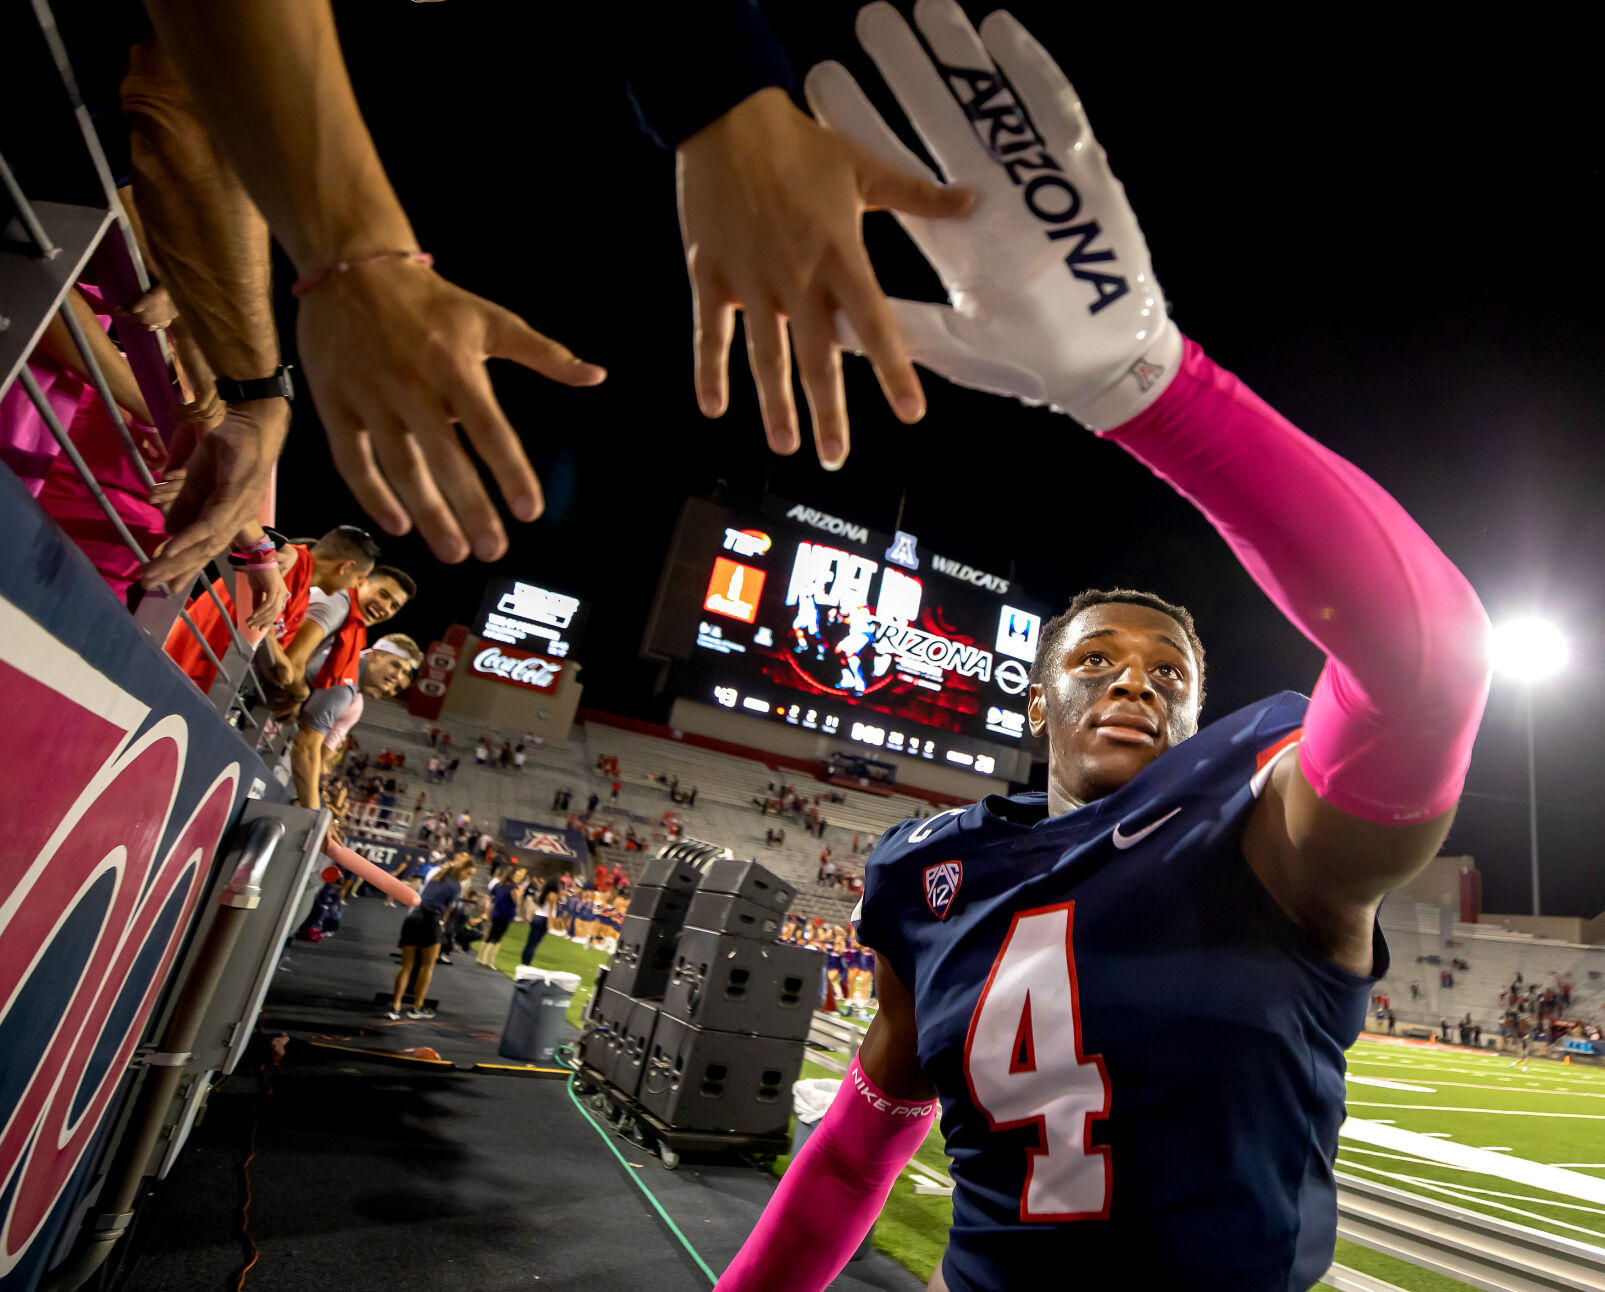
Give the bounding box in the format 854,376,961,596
963,902,1112,1220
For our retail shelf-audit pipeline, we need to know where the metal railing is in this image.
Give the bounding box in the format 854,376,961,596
3,0,272,732
1336,1170,1605,1292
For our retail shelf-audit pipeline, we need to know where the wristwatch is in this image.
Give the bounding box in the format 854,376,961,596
214,364,295,404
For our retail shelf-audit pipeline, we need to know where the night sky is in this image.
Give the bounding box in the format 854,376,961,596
266,4,1603,918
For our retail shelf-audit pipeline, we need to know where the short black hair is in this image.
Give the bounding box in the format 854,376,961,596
313,524,381,569
1029,588,1206,710
368,565,417,600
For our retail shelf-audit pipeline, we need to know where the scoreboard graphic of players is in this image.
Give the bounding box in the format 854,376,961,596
647,496,1050,775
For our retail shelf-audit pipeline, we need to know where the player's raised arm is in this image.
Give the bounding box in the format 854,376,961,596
714,954,935,1292
807,2,1492,931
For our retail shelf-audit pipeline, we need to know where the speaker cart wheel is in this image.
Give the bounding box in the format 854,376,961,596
658,1142,680,1171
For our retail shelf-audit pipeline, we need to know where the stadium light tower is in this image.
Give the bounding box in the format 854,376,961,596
1489,617,1569,917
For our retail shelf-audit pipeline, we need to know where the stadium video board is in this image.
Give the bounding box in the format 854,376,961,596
679,498,1049,774
469,577,588,695
473,578,588,659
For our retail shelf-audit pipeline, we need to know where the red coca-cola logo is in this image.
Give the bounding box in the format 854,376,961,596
472,645,563,694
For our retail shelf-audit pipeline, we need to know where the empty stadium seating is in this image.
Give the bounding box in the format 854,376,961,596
1370,895,1605,1038
349,700,945,923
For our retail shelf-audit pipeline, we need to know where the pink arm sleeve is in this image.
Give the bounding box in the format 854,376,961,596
715,1057,938,1292
1102,337,1491,825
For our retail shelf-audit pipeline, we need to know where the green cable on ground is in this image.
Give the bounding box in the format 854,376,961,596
558,1049,719,1287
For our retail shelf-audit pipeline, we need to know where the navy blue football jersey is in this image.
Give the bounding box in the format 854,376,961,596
855,693,1387,1292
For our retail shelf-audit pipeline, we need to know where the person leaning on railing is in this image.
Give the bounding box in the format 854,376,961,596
290,634,421,811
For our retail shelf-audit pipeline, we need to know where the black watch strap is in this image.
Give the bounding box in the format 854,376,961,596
214,364,295,404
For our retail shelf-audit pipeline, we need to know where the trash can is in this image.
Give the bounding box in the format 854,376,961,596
500,967,580,1063
790,1079,875,1261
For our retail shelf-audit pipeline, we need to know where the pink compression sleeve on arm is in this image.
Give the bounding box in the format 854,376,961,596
714,1056,938,1292
1100,336,1491,825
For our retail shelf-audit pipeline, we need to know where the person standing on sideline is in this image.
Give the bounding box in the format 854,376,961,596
477,868,525,968
390,857,473,1019
520,878,562,967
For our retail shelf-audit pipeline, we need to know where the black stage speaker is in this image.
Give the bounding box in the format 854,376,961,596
700,857,795,914
640,840,729,894
685,890,782,941
661,929,817,1040
606,915,682,999
580,987,633,1074
609,997,661,1099
625,883,692,925
637,1014,803,1135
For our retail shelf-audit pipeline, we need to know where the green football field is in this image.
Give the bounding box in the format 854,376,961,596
494,929,1605,1290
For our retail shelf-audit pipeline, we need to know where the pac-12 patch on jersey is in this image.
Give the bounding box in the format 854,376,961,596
923,861,962,920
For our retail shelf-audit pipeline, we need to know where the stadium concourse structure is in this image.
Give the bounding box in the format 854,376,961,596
350,697,956,924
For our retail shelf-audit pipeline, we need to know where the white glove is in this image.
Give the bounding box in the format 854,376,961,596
805,0,1182,429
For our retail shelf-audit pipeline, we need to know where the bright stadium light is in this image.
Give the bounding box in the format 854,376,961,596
1490,617,1569,680
1491,617,1570,917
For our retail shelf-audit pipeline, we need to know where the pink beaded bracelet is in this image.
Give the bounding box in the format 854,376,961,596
290,250,434,299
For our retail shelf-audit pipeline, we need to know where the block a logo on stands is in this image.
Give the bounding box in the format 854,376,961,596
471,644,564,694
500,818,589,859
0,597,244,1286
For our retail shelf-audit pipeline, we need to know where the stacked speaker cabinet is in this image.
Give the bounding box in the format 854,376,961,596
582,841,726,1094
643,857,806,1134
588,844,812,1140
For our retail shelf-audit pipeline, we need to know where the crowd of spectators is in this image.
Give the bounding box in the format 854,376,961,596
1372,966,1601,1058
1496,972,1599,1050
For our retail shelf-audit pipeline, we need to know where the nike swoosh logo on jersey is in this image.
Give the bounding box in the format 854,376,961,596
1110,806,1182,850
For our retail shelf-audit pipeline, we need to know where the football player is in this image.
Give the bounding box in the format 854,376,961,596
836,599,879,691
715,6,1492,1292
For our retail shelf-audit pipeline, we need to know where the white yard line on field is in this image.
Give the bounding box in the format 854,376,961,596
1347,1076,1605,1099
1348,1065,1438,1091
1341,1119,1605,1204
1347,1101,1605,1120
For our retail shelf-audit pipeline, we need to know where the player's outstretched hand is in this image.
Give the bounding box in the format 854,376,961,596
806,0,1181,430
677,86,974,470
296,260,607,563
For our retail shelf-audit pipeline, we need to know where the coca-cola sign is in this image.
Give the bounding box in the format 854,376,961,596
472,645,564,694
